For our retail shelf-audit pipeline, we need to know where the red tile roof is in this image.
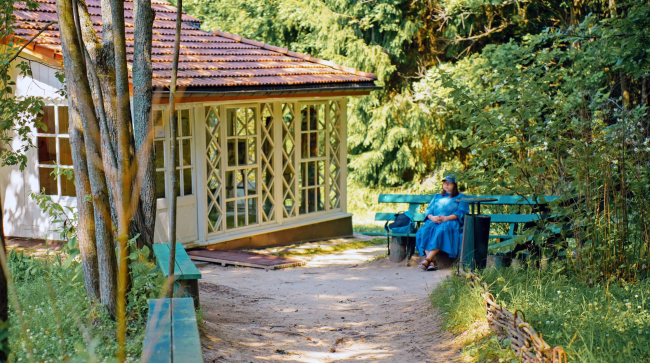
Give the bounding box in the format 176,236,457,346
13,0,377,89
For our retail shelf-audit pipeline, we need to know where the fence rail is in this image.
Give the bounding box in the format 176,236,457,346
462,270,568,363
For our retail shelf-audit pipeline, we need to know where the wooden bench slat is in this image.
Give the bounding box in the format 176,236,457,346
374,212,426,222
173,245,202,280
142,299,172,363
171,298,203,362
377,194,432,204
377,194,560,206
488,214,540,223
153,243,202,280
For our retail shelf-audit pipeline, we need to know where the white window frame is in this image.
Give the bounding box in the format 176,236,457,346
34,104,74,197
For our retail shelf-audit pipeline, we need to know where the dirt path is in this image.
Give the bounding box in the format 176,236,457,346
197,245,462,362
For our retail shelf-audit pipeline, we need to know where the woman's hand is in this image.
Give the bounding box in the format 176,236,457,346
428,215,446,224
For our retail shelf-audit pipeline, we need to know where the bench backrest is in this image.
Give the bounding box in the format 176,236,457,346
153,243,202,280
377,194,559,206
374,194,557,223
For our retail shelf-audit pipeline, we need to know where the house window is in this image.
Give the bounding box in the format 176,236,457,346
36,105,75,196
224,107,258,229
299,104,326,214
153,110,166,199
297,101,342,214
174,109,194,197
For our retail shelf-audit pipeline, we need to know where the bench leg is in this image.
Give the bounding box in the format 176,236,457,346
174,279,200,309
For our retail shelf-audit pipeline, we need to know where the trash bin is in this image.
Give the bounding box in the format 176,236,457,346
458,197,497,270
461,214,491,270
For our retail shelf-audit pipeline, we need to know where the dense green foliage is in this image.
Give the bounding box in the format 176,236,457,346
432,265,650,362
414,1,650,280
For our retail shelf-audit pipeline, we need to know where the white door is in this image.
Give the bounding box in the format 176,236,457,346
152,107,198,243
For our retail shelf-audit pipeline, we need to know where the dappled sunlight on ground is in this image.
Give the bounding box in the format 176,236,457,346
198,244,463,362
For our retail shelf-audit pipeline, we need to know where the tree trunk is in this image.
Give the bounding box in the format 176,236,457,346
166,0,182,298
642,77,647,108
0,198,8,361
621,72,630,109
133,0,156,251
55,0,119,316
67,106,101,303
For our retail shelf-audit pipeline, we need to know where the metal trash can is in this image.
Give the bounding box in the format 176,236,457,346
458,197,497,270
461,215,491,270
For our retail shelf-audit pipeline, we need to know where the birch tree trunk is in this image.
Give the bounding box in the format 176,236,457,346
166,0,182,298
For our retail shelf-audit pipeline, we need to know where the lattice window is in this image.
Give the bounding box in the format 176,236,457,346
298,104,326,214
328,100,341,209
281,103,297,218
260,103,276,223
225,107,259,229
205,106,223,234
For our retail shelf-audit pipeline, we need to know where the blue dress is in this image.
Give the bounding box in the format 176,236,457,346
415,193,470,258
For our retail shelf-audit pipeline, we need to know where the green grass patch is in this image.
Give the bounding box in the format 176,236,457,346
431,263,650,363
277,238,385,257
6,247,164,362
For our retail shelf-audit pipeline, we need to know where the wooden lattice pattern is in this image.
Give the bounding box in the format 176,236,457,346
281,103,297,218
205,106,223,234
328,100,341,209
260,103,276,223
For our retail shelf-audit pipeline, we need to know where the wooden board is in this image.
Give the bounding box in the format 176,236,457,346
171,298,203,362
142,299,172,363
153,243,202,280
186,249,305,269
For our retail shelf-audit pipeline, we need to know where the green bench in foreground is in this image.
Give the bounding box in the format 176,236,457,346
152,243,202,308
141,297,203,363
362,194,560,262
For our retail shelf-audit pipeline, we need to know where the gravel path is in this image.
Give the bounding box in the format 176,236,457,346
197,245,461,362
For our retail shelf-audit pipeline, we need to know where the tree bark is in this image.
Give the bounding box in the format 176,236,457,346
67,106,101,304
166,0,182,298
642,77,647,108
133,0,156,251
107,0,138,358
55,0,119,316
621,72,630,109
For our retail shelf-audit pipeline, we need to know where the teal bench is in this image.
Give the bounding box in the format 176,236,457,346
141,297,202,363
362,194,560,260
152,243,202,308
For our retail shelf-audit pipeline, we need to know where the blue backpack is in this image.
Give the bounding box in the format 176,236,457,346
384,211,417,235
383,212,417,255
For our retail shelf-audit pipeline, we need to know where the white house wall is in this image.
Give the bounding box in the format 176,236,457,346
2,54,73,240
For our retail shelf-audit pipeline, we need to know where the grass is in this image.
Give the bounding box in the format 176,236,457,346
276,238,385,257
431,261,650,363
6,247,164,362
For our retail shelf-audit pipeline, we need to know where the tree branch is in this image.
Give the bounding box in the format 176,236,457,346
4,21,58,69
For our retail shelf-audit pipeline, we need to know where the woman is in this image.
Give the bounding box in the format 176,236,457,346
416,175,469,271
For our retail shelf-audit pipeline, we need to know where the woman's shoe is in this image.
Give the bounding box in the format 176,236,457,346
419,259,430,271
426,261,438,271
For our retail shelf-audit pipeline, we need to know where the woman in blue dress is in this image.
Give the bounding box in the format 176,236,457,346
416,175,469,270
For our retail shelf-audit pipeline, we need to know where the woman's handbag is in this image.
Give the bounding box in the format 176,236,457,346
383,211,416,255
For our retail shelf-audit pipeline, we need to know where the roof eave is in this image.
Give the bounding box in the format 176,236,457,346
153,81,381,99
